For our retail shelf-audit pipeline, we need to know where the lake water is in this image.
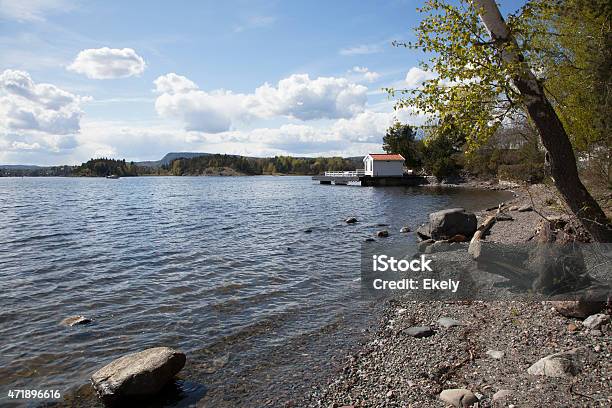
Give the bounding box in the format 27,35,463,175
0,176,512,407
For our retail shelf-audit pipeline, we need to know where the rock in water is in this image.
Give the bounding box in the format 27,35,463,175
427,208,477,240
376,230,389,237
400,226,411,233
345,217,357,224
439,388,479,407
527,348,582,378
91,347,186,404
582,313,609,329
60,315,92,326
404,326,434,338
416,223,432,240
201,353,230,374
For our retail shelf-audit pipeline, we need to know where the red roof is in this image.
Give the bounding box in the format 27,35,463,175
367,153,405,161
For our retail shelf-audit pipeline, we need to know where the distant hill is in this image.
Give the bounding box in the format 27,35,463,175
136,152,211,167
0,164,45,170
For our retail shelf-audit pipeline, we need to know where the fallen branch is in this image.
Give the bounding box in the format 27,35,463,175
468,215,497,259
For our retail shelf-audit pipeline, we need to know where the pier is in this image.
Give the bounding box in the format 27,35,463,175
312,170,428,187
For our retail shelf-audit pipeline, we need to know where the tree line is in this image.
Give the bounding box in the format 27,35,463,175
0,156,362,177
164,154,360,176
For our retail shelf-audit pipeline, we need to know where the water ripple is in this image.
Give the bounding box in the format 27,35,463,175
0,176,512,403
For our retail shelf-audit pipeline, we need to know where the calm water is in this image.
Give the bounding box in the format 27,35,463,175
0,176,512,407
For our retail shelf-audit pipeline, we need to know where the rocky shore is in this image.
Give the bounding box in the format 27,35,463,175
307,183,611,407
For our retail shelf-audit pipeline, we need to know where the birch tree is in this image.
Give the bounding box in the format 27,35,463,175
390,0,611,242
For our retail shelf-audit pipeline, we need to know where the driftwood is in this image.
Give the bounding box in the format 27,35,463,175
468,215,496,259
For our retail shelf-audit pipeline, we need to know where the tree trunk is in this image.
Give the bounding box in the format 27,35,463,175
472,0,612,242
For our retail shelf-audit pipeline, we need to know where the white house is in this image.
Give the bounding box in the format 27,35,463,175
363,153,405,177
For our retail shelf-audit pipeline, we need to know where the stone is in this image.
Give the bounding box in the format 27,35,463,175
364,237,376,242
508,206,519,211
439,388,479,407
486,350,505,360
400,226,411,233
345,217,357,224
404,326,434,338
376,230,389,237
551,300,606,319
437,317,461,328
495,213,514,221
427,208,477,240
590,329,603,336
91,347,186,404
424,240,446,254
493,389,513,402
201,353,229,374
417,239,435,252
527,348,582,378
416,223,431,240
582,313,609,329
518,205,533,212
567,323,578,332
60,315,92,326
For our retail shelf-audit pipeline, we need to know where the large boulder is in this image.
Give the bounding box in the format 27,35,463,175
91,347,186,404
420,208,477,240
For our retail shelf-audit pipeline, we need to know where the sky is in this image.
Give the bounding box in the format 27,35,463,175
0,0,526,165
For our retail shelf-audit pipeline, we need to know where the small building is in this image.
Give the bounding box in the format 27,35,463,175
363,153,405,177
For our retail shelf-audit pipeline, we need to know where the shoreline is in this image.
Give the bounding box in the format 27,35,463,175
307,183,611,407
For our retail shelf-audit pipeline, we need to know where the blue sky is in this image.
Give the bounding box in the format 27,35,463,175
0,0,526,165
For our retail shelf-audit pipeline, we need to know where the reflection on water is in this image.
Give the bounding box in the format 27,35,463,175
0,176,512,406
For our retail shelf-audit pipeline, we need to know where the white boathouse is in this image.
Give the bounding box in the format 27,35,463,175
363,153,405,177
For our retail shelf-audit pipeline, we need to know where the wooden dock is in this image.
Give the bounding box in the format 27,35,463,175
312,170,428,186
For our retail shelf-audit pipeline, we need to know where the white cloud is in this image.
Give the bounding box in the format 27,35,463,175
67,47,146,79
248,74,368,120
349,66,381,83
200,109,407,154
0,69,85,134
339,44,383,56
155,89,241,134
234,15,276,33
0,69,86,154
153,73,198,94
0,0,74,22
154,73,368,133
404,67,437,88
